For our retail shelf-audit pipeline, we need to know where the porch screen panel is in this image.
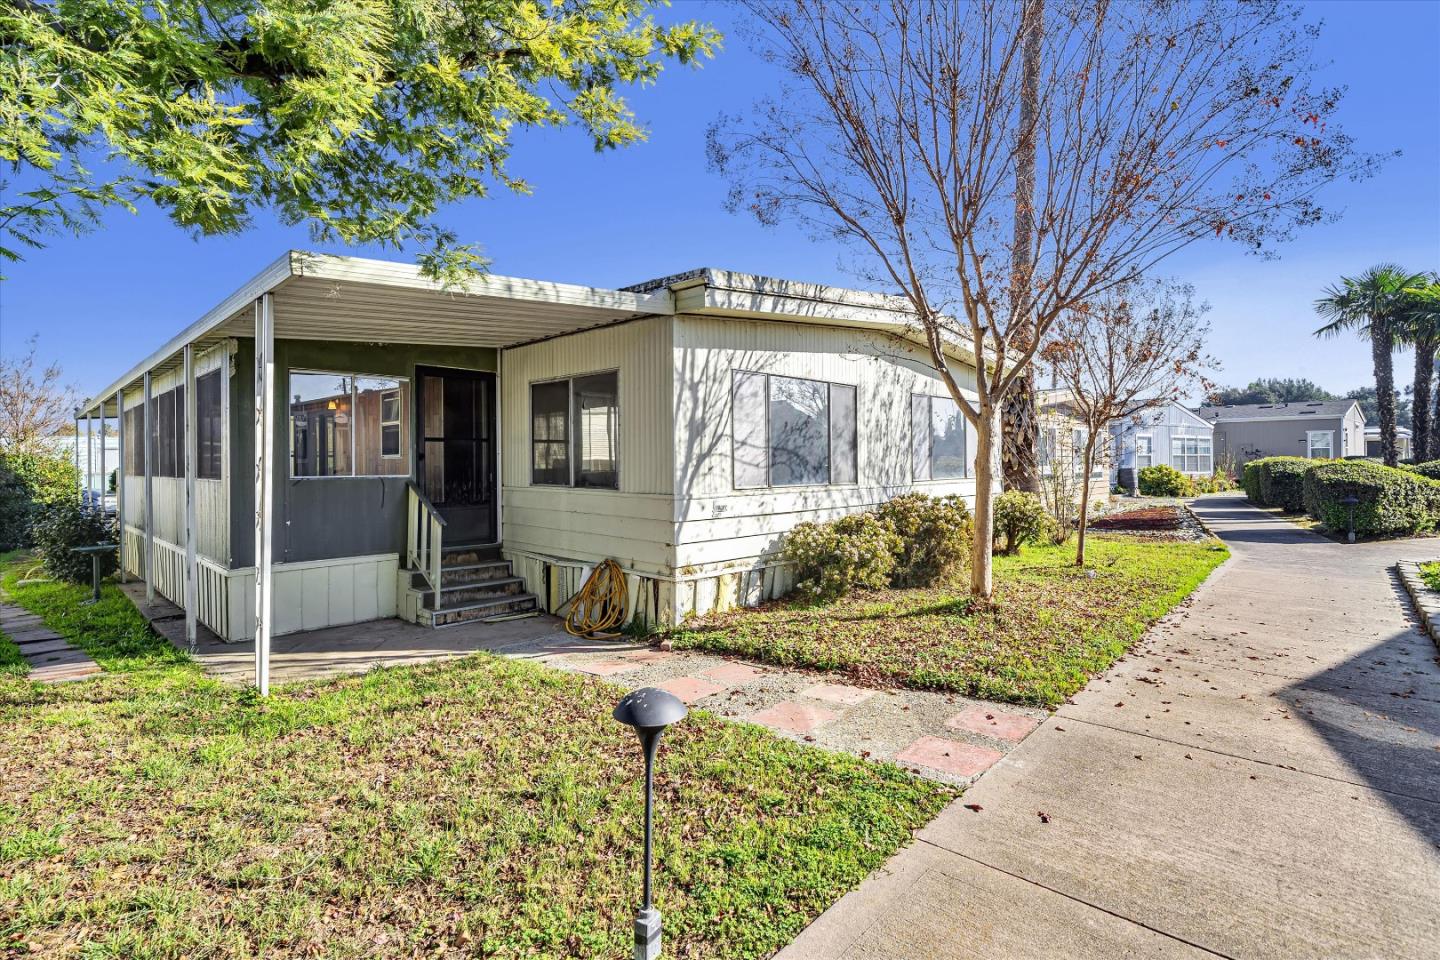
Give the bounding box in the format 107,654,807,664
573,372,619,489
353,377,408,476
423,375,445,500
531,380,570,485
170,384,184,478
769,375,829,486
732,371,768,489
829,383,857,484
196,371,222,479
123,407,144,475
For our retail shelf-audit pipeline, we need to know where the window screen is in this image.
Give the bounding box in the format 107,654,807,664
732,371,769,488
531,380,571,485
573,372,619,489
828,383,857,484
912,393,970,480
196,370,222,479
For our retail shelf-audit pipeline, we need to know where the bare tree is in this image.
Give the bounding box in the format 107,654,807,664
1041,279,1216,564
711,0,1375,597
0,336,77,453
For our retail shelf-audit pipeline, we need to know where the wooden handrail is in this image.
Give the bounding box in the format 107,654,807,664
405,481,446,612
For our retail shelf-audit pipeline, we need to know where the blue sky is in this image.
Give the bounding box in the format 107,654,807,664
2,0,1437,404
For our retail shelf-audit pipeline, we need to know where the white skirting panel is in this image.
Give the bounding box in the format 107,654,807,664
120,525,398,643
504,548,793,628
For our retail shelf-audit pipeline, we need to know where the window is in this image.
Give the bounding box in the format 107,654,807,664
1307,430,1334,459
1170,434,1212,473
1135,434,1153,469
1038,427,1056,471
732,371,857,488
123,406,144,476
529,371,620,489
289,371,409,478
912,394,969,480
197,369,222,479
1072,428,1088,476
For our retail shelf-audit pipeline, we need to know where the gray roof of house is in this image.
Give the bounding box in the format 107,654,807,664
1195,400,1360,423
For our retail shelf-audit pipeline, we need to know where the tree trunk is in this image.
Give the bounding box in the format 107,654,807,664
970,402,1002,599
1001,0,1043,495
1414,337,1434,463
1075,434,1095,566
1373,319,1397,467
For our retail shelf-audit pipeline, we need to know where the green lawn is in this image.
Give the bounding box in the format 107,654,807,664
668,536,1229,707
0,562,951,959
1420,561,1440,592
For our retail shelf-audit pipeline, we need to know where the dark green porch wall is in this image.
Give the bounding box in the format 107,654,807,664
228,339,497,567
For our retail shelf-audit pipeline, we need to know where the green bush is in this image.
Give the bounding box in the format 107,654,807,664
1192,470,1237,495
1253,456,1311,512
1241,461,1263,501
32,502,118,584
1406,459,1440,480
991,490,1050,555
1302,460,1440,537
0,450,80,549
1138,464,1192,497
782,513,900,600
876,493,972,586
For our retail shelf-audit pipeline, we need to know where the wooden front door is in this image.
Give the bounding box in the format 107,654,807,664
417,368,497,544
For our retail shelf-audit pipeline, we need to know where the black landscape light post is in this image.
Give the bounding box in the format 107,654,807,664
1340,495,1360,543
613,687,688,960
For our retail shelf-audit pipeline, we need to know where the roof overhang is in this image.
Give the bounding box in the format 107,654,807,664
78,251,674,416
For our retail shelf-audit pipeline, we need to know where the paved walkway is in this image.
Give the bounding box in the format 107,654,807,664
0,601,103,683
779,494,1440,959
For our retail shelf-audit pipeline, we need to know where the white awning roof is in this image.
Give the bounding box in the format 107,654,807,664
78,251,674,416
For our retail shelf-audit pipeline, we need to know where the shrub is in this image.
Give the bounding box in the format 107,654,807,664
1406,459,1440,480
1192,469,1237,495
991,490,1050,555
32,501,118,584
1302,460,1440,537
1138,464,1192,497
0,450,80,549
1253,456,1311,512
782,513,900,600
875,493,972,586
1241,461,1263,502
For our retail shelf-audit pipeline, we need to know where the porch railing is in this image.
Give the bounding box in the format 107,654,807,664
406,481,446,611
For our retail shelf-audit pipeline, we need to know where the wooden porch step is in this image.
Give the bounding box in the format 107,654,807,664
437,560,514,586
439,543,503,567
422,592,540,628
418,576,527,608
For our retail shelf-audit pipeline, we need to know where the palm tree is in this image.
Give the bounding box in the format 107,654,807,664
1397,274,1440,462
1314,265,1428,467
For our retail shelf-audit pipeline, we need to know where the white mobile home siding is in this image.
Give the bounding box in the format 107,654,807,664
1110,402,1216,483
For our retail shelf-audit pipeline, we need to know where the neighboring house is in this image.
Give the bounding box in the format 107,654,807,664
1364,425,1413,460
74,252,988,648
1108,400,1216,490
1035,389,1109,495
1196,400,1366,467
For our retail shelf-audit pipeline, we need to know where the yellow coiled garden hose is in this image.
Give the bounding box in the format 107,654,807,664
563,558,630,639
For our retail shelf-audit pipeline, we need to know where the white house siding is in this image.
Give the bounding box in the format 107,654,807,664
1111,402,1216,484
670,315,979,618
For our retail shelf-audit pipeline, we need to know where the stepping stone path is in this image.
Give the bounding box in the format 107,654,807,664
0,602,103,683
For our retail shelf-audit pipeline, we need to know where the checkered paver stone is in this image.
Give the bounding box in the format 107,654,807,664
654,676,726,704
800,682,875,706
895,736,1004,778
945,705,1042,742
573,659,638,677
747,700,838,735
702,662,765,684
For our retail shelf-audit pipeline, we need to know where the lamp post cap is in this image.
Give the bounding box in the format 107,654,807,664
614,687,688,730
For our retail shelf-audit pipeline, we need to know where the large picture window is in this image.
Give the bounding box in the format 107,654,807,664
732,371,857,488
529,371,620,489
289,371,409,478
912,394,970,480
1170,434,1212,473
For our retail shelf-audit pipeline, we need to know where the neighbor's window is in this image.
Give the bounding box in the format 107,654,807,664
379,389,402,458
1038,427,1056,471
289,371,409,478
912,393,969,481
1170,434,1212,473
732,371,857,488
1306,430,1334,460
196,369,222,479
530,372,620,489
1135,434,1153,469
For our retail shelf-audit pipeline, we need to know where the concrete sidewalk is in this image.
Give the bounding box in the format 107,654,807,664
778,494,1440,959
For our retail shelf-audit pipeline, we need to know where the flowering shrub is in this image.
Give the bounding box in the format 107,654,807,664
991,490,1051,555
876,493,972,586
782,513,900,600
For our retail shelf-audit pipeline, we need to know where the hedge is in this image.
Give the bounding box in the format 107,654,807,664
1244,456,1311,512
1406,459,1440,480
1302,460,1440,537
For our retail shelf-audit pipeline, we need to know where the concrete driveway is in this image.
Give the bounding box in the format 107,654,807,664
778,494,1440,959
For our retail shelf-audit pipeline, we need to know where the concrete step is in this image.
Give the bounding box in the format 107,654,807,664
422,592,539,627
